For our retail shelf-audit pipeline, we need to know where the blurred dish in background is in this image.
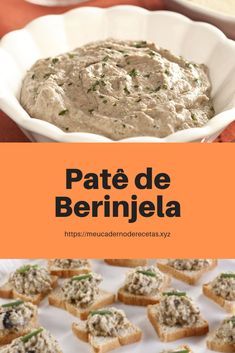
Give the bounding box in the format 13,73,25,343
187,0,235,17
25,0,88,6
164,0,235,39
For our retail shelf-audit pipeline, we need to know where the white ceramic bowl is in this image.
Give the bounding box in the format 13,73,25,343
0,5,235,142
164,0,235,40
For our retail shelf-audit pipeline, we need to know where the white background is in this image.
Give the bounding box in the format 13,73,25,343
0,259,234,353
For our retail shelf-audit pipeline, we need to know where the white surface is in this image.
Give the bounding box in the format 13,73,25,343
0,6,235,142
0,259,234,352
164,0,235,39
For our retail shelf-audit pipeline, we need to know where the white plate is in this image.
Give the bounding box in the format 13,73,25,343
0,259,234,353
164,0,235,39
0,6,235,142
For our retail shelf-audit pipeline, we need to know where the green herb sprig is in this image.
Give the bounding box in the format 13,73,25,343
2,300,24,308
21,328,43,343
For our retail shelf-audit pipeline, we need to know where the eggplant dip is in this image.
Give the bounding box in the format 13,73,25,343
20,39,214,140
124,266,164,295
210,272,235,301
86,307,130,337
213,316,235,344
51,259,89,269
158,291,200,327
0,301,35,332
9,265,52,296
167,259,212,271
0,328,61,353
62,273,102,308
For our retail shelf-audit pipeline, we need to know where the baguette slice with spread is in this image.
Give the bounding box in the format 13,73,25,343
207,316,235,352
157,259,217,285
147,290,209,342
72,307,142,353
48,259,91,278
0,265,58,305
118,266,171,306
203,272,235,314
105,259,147,267
0,301,38,345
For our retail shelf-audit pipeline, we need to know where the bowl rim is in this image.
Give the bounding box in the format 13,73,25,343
0,5,235,142
166,0,235,23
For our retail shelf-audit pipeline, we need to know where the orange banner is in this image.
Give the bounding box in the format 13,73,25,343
0,143,233,258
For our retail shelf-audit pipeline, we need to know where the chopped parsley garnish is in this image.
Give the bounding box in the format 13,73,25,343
21,328,43,343
92,80,100,91
100,80,106,87
52,58,59,64
103,99,108,104
134,40,147,48
113,102,117,107
68,53,75,59
185,62,193,69
103,56,109,62
136,98,141,102
163,291,186,297
124,86,130,95
31,74,35,80
101,73,105,78
59,109,69,116
155,86,161,92
124,54,129,58
191,113,197,121
88,109,94,114
128,68,138,78
164,69,170,75
144,74,150,78
134,85,139,89
68,82,73,86
44,73,52,79
148,50,156,57
162,83,168,89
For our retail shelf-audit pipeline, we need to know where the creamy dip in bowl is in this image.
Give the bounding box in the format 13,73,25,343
20,39,214,140
0,6,235,142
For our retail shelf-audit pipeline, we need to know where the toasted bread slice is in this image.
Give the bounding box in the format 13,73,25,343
105,259,147,267
0,276,58,305
156,260,218,285
147,303,209,342
203,283,235,314
118,275,171,306
207,339,235,353
48,287,116,320
0,303,38,345
48,260,91,278
72,318,142,353
207,318,235,353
